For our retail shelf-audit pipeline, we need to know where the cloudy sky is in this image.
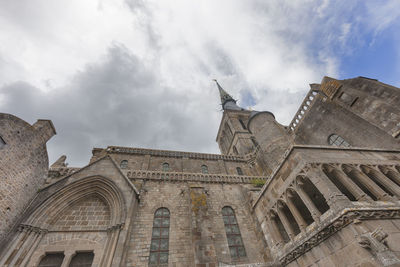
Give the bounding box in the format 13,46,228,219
1,0,400,166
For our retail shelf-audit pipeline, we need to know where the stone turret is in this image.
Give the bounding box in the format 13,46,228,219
0,113,55,246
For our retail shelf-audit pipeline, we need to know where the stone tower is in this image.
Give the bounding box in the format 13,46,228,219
0,114,56,247
215,80,292,176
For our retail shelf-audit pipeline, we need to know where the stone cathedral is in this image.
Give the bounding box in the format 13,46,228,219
1,76,400,267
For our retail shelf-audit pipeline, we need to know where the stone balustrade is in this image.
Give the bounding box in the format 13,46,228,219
257,162,400,265
126,170,266,184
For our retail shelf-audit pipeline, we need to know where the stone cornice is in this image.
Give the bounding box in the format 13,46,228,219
105,146,246,162
126,170,266,184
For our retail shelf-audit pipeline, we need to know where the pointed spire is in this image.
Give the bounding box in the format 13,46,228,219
213,79,242,110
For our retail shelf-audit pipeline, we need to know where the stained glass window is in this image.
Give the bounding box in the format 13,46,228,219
328,134,350,147
120,160,128,169
222,207,246,260
162,163,170,172
69,252,94,267
149,208,170,265
201,165,208,174
38,253,64,267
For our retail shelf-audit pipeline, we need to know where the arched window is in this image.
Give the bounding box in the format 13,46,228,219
222,207,246,259
236,167,243,176
120,160,128,169
328,134,350,147
69,252,94,267
38,253,65,267
162,163,170,172
149,208,170,265
201,165,208,174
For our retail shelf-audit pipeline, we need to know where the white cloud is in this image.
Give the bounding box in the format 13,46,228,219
0,0,399,166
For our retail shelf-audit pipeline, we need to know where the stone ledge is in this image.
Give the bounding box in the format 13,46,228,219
106,146,247,161
126,170,266,184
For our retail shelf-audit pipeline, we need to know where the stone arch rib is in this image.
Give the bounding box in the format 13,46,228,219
24,176,126,230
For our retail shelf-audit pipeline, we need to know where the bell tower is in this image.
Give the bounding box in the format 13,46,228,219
214,80,256,156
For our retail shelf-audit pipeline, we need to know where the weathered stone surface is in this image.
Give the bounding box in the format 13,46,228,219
1,76,400,266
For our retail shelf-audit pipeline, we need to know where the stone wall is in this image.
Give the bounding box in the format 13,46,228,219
0,113,55,245
124,180,267,266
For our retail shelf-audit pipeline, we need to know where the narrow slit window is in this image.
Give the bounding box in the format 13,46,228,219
0,136,5,148
222,206,246,260
251,137,258,148
236,167,243,176
201,165,208,174
239,118,247,130
38,253,65,267
328,134,350,147
69,252,94,267
233,146,238,155
149,208,170,265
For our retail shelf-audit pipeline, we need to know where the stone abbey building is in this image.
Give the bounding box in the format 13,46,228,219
1,76,400,266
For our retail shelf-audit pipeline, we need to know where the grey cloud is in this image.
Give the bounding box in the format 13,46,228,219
0,44,220,166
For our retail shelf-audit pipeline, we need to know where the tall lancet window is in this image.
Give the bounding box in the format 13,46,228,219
222,206,246,260
149,208,170,265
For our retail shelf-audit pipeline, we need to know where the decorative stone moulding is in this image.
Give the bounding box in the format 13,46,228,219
106,146,247,161
279,208,400,265
126,170,267,185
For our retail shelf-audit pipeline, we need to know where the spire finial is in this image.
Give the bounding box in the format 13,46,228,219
213,79,237,110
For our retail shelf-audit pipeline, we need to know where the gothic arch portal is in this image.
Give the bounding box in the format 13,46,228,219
0,175,127,267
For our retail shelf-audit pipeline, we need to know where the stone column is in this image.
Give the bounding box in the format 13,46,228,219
267,215,283,246
0,229,25,266
349,168,390,201
8,228,36,266
296,185,321,223
363,167,400,197
307,168,352,211
286,192,307,231
276,206,295,240
20,230,46,266
332,167,372,201
61,250,76,267
380,167,400,186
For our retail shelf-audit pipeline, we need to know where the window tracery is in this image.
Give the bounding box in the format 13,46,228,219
222,206,246,259
149,208,170,265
